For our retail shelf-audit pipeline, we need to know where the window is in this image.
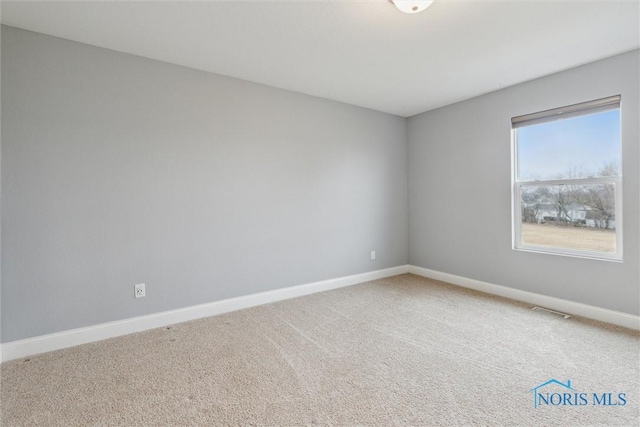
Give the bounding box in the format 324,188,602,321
512,96,622,261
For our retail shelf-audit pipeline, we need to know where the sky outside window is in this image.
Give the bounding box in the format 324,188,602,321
517,109,621,181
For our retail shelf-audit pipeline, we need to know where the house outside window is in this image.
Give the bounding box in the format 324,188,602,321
511,96,622,261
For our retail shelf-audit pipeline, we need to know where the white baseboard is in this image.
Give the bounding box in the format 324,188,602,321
0,265,410,362
3,264,636,362
408,265,640,331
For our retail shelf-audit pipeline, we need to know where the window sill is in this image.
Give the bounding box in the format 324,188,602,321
513,245,623,263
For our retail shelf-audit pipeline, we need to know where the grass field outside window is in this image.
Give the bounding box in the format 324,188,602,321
521,223,615,254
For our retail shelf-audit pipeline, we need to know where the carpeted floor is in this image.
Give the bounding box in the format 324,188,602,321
1,274,639,426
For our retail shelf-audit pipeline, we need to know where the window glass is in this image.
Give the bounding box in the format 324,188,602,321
512,97,622,260
517,110,621,181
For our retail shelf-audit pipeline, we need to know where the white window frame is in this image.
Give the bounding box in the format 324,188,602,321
511,96,623,262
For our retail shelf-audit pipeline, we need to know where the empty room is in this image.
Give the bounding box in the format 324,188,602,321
1,1,639,426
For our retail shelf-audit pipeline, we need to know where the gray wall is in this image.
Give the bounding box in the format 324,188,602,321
1,26,409,342
0,25,3,345
2,25,638,345
408,50,640,315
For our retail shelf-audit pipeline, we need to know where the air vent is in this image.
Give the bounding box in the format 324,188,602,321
532,306,571,319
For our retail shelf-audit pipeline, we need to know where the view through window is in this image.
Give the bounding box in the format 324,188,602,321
512,96,622,260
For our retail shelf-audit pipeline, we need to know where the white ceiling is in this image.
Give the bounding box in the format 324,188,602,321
1,0,639,117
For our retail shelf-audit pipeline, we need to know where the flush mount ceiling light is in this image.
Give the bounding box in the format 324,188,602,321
392,0,434,14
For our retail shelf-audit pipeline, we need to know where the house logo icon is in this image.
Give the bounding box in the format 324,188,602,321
528,379,575,408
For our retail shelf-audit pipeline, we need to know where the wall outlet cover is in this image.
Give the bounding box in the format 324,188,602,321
134,283,146,299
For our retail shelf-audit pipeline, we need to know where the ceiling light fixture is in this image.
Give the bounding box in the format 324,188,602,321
392,0,434,14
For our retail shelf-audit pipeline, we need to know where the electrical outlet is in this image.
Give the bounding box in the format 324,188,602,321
371,250,376,260
134,283,145,299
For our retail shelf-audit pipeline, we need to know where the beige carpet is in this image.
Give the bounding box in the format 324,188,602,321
1,274,639,426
